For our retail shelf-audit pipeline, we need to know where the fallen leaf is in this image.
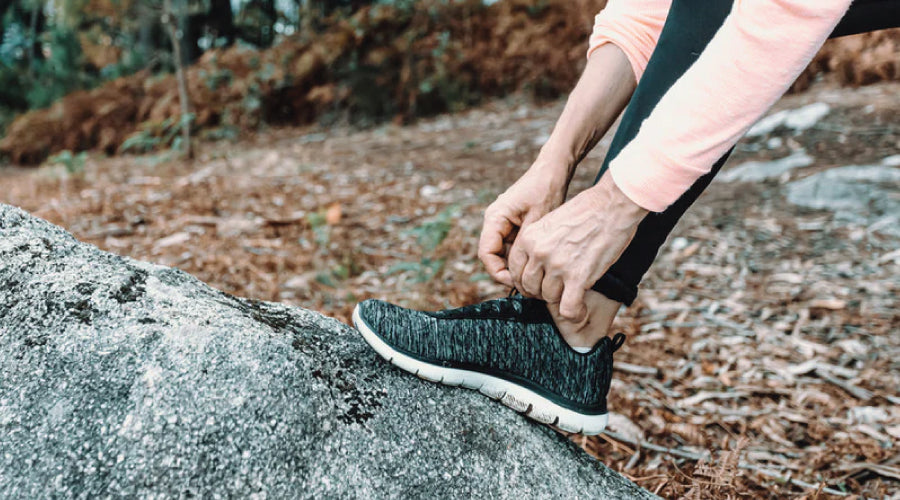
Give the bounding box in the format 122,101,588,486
326,203,342,225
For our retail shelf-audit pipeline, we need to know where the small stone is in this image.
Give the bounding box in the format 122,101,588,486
747,102,830,136
154,232,191,249
419,185,439,197
719,151,813,183
849,407,889,424
881,154,900,167
489,139,516,152
670,237,689,251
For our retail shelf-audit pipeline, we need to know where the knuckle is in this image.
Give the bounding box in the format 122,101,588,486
533,247,550,260
548,254,567,268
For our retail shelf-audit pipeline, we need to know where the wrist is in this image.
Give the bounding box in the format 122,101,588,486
527,156,571,192
586,174,648,218
534,142,577,176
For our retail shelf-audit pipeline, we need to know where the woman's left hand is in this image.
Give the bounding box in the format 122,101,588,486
507,173,648,321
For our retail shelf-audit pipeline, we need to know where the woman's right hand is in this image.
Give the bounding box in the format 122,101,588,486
477,163,569,287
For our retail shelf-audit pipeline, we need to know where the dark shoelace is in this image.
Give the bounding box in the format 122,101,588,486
609,332,627,353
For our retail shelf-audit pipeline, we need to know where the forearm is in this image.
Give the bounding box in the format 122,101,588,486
534,44,636,183
609,0,852,212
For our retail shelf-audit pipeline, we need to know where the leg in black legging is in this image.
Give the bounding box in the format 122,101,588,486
590,0,899,305
589,0,734,305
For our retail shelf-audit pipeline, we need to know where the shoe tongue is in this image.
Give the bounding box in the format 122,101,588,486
506,296,554,324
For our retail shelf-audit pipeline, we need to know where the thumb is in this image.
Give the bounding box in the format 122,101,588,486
559,285,587,323
521,210,543,227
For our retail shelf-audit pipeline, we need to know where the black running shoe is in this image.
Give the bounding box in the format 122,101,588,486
352,295,625,435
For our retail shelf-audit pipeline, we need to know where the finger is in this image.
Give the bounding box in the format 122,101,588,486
478,214,515,286
559,284,587,323
541,273,564,304
520,209,543,228
520,259,544,298
479,250,513,287
507,240,528,290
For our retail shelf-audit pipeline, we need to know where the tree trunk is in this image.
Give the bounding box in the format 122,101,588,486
208,0,236,46
163,0,194,160
27,1,39,76
137,3,159,70
0,0,14,41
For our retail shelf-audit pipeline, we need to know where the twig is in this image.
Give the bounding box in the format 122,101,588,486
601,430,711,461
644,378,682,399
742,464,860,498
596,432,636,456
615,362,661,377
625,449,642,471
677,390,748,408
822,374,873,401
702,313,756,336
836,462,900,481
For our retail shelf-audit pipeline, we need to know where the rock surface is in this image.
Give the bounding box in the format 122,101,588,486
786,162,900,237
0,204,652,499
719,151,814,183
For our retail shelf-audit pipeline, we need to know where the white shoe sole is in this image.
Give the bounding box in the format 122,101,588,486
352,304,609,435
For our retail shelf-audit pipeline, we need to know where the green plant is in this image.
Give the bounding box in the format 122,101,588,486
200,66,234,91
46,150,87,174
120,114,195,154
306,210,331,250
407,205,458,252
26,28,98,109
389,205,459,283
388,257,445,284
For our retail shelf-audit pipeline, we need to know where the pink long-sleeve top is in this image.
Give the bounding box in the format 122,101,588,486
588,0,853,212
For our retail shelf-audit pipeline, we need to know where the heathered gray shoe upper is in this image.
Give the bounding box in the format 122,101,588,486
356,297,625,414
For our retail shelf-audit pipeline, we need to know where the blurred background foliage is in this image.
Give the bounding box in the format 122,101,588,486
0,0,370,134
0,0,897,164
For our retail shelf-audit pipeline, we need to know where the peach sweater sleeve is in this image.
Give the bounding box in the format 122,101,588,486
590,0,853,212
587,0,671,82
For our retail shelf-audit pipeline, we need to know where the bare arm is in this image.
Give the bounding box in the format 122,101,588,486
478,43,637,287
535,43,637,186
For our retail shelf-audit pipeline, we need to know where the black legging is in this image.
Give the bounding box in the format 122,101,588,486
590,0,900,305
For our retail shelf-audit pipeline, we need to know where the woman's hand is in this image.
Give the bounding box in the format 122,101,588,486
507,173,648,321
477,164,569,287
477,45,637,291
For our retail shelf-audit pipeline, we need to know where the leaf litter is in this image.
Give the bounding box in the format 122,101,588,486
2,81,898,499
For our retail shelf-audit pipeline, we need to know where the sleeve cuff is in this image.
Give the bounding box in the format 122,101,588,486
587,38,646,83
608,145,705,213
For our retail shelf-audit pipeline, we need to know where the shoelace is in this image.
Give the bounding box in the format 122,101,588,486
609,332,627,353
445,290,525,318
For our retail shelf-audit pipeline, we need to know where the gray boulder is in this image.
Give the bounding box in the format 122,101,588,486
786,163,900,236
0,204,652,499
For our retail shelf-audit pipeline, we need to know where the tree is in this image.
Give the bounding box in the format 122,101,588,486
162,0,194,159
236,0,277,48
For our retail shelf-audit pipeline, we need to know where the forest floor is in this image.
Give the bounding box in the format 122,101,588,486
3,81,899,498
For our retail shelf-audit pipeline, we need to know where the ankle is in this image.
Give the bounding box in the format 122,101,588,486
547,290,621,350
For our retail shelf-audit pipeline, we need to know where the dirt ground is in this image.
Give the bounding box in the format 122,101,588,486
3,81,898,498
